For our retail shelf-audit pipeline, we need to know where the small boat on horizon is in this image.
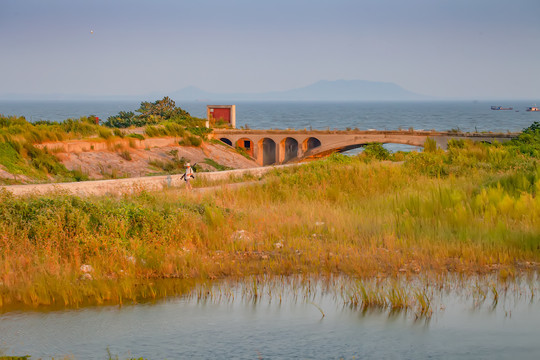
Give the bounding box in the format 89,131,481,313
526,105,539,112
491,106,513,110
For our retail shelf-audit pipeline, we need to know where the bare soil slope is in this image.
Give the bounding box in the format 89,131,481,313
0,137,258,183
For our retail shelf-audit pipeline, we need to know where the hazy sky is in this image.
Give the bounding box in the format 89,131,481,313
1,0,539,99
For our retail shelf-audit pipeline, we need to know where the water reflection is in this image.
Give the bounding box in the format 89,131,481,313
0,275,539,359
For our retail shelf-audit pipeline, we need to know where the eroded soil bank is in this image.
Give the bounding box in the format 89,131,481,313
0,136,258,184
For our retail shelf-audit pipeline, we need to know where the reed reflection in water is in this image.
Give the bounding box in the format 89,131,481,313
0,275,539,359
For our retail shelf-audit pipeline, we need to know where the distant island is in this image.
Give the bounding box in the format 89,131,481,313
0,79,429,102
169,80,430,102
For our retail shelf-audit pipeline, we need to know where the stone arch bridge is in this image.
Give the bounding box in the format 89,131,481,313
211,129,518,166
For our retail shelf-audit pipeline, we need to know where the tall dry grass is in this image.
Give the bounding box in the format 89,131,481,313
0,140,539,310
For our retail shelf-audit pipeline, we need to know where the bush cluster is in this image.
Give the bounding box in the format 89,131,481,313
362,143,390,160
0,114,102,144
0,114,113,182
103,97,205,129
103,97,208,146
403,125,540,177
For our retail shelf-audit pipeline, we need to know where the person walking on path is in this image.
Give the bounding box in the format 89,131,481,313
182,162,195,190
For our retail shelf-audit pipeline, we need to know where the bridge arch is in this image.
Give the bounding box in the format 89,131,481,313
258,138,277,166
236,138,254,157
303,137,321,152
219,138,233,146
280,137,299,163
211,129,517,163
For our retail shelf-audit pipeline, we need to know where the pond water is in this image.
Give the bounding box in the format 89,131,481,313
1,277,539,359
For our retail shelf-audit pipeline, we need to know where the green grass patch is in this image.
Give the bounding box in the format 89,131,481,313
203,158,232,171
127,133,145,140
0,142,26,174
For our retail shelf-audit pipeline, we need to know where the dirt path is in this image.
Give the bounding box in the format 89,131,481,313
191,179,264,194
0,165,295,197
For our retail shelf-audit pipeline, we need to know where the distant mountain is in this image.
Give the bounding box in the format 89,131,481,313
276,80,428,101
169,80,429,102
0,80,429,102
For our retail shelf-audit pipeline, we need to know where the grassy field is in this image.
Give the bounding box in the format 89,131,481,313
0,111,208,184
1,123,539,310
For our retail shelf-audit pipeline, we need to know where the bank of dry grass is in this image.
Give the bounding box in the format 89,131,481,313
0,114,210,184
1,137,539,310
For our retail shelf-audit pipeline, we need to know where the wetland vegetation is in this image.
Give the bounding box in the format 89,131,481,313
0,122,539,312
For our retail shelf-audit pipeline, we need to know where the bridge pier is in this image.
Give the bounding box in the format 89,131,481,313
258,138,277,166
279,137,301,163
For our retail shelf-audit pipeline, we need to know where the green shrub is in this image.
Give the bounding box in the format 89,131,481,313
327,152,354,164
523,121,540,133
234,146,251,159
31,155,67,175
98,127,113,139
23,143,68,175
70,168,89,182
127,133,145,140
204,158,232,171
187,126,212,139
0,115,27,128
164,122,186,137
482,167,539,197
113,128,124,138
104,97,205,129
61,117,97,137
0,142,25,174
103,111,136,128
447,139,465,149
362,143,390,160
144,125,161,137
424,137,438,153
3,136,22,153
405,151,448,177
391,151,408,162
119,150,132,161
0,138,73,179
505,124,540,157
180,135,202,147
188,135,202,147
148,153,188,173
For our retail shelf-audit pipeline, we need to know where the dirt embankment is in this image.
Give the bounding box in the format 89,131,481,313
48,137,259,179
0,137,258,183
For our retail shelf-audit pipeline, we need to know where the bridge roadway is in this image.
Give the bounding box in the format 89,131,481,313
211,129,518,166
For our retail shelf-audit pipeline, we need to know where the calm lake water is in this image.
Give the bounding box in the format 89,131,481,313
1,276,539,359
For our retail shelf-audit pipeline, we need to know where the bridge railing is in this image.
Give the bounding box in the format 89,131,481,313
212,128,519,137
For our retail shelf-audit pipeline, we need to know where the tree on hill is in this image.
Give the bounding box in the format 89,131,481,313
137,96,189,119
103,97,200,128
